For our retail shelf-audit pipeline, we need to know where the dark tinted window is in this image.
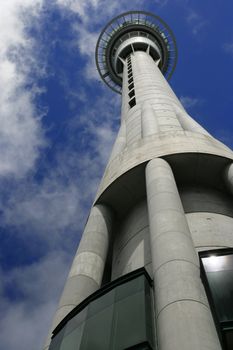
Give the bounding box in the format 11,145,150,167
49,270,154,350
201,250,233,350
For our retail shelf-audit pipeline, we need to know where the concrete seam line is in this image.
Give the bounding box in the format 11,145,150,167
195,245,229,249
153,258,200,273
67,273,101,285
81,229,109,235
150,229,193,241
56,304,77,311
73,251,105,261
77,248,108,256
146,190,179,200
147,208,185,215
156,299,210,320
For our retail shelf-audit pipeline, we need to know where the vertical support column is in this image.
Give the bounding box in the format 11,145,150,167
145,158,221,350
43,204,113,350
224,163,233,195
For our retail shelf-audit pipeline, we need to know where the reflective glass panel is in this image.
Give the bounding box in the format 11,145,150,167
81,305,114,350
115,275,144,301
49,326,66,350
87,289,115,317
49,271,154,350
202,254,233,323
112,291,147,349
60,323,84,350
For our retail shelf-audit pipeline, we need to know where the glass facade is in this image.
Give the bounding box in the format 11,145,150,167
49,269,154,350
200,250,233,350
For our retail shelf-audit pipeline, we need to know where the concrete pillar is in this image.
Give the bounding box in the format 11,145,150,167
145,158,221,350
43,204,113,350
224,163,233,195
141,101,159,137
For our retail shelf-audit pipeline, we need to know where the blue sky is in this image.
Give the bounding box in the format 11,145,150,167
0,1,233,349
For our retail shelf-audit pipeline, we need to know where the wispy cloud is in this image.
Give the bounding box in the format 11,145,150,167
186,10,208,36
213,129,233,149
0,252,70,350
56,0,148,81
154,0,169,6
0,0,47,178
223,42,233,56
180,95,202,109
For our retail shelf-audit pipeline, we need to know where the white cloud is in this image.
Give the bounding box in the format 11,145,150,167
0,252,70,350
0,88,120,349
2,178,82,244
0,0,46,178
56,0,148,81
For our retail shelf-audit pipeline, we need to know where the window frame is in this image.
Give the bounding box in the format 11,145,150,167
199,248,233,350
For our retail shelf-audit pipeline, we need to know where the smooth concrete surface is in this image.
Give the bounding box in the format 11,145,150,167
186,212,233,250
95,131,233,201
111,200,151,279
158,301,221,350
43,204,113,350
180,186,233,217
145,158,221,350
141,101,160,137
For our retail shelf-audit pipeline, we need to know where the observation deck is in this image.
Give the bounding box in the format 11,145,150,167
96,11,178,93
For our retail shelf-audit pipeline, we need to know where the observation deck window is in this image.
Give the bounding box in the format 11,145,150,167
128,89,135,99
128,82,134,91
129,97,136,109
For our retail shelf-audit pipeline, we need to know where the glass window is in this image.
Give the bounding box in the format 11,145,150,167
128,77,133,85
49,269,154,350
81,305,114,350
200,250,233,350
49,326,66,350
87,289,115,317
116,275,144,301
60,323,84,350
64,308,87,336
128,89,135,99
129,97,136,109
112,291,147,349
128,82,134,91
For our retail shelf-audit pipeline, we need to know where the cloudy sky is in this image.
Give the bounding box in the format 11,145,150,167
0,1,233,349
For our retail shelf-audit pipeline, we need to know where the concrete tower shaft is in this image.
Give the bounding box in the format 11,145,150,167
45,11,233,350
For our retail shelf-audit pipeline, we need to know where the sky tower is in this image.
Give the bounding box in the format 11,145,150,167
45,11,233,350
